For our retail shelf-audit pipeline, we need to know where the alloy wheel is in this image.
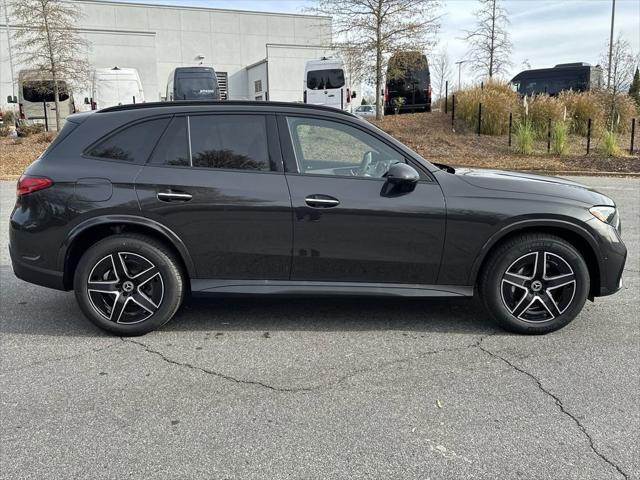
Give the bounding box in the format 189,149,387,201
87,252,164,324
500,251,577,322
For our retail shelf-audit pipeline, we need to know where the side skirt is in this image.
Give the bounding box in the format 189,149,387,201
190,279,474,297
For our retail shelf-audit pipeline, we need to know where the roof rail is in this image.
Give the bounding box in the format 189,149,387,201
99,100,357,117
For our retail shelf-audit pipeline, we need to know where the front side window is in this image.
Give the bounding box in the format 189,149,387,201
286,117,404,178
189,115,270,171
306,69,345,90
88,118,170,162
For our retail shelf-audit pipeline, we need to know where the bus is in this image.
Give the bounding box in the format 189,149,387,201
384,52,431,115
511,63,604,96
304,58,355,111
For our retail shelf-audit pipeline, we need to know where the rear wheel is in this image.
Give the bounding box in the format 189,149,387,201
479,234,590,334
74,234,185,336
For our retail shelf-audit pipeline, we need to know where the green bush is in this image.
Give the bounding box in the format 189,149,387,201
513,120,534,154
600,130,620,156
551,121,569,155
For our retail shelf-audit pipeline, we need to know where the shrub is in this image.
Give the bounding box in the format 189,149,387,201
37,131,57,144
0,125,11,137
513,120,534,154
455,81,520,135
600,130,620,156
558,90,604,136
1,109,16,125
16,123,46,137
604,93,639,134
524,94,565,139
550,121,569,155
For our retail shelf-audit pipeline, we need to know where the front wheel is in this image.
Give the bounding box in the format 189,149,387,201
74,234,185,336
479,234,590,334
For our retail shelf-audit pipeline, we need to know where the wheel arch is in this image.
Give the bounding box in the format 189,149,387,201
470,219,602,298
59,215,196,290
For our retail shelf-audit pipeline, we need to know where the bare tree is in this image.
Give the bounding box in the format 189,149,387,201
431,46,452,100
310,0,441,119
10,0,89,129
600,35,637,130
600,34,636,95
463,0,512,79
336,36,368,95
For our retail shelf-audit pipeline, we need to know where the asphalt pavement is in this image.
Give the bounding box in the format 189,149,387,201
1,176,638,479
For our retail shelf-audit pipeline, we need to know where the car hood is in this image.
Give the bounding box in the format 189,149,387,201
451,167,614,206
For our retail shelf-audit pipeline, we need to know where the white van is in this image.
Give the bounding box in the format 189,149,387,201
86,67,144,110
304,58,355,111
17,70,74,130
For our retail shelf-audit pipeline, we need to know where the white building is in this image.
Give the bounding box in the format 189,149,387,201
0,0,333,108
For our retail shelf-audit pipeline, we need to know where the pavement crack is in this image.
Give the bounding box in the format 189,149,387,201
121,338,314,392
477,341,629,480
0,341,122,375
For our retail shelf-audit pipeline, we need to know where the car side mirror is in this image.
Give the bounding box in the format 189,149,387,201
385,163,419,192
351,91,357,99
7,95,17,104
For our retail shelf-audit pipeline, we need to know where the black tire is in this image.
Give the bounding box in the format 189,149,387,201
74,234,185,336
479,234,590,334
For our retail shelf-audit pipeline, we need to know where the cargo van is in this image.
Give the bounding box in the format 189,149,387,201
16,70,74,130
86,67,144,110
384,52,431,115
303,58,355,111
166,67,220,101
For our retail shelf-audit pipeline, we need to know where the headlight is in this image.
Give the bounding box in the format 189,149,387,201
589,205,619,229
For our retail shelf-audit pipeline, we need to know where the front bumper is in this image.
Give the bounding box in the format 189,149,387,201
591,219,627,297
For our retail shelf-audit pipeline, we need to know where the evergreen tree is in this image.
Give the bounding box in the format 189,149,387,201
629,67,640,108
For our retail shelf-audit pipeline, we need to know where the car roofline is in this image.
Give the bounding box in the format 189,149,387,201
99,100,358,118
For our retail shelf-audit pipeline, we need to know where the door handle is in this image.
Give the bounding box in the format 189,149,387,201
157,190,192,202
305,195,340,208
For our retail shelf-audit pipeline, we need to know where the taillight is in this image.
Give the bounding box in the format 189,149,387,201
17,175,53,196
384,86,389,103
19,103,25,119
346,88,351,103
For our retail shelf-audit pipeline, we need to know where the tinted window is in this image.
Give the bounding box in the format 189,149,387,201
189,115,270,171
150,117,190,166
175,76,219,100
88,118,170,162
286,117,404,178
306,69,345,90
23,81,70,102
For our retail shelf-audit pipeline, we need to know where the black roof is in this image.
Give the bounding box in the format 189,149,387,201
99,100,358,117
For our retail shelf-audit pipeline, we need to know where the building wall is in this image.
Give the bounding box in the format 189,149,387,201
0,0,332,109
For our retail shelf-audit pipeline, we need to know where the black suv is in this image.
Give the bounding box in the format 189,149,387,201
9,101,626,335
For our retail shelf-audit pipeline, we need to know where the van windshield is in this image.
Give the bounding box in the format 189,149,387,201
23,81,70,102
307,69,345,90
176,76,218,100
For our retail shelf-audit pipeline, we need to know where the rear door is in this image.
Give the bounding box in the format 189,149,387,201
136,112,292,280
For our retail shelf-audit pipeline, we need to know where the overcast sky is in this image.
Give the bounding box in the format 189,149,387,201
123,0,639,85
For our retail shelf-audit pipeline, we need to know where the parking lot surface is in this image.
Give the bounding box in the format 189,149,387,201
1,176,638,479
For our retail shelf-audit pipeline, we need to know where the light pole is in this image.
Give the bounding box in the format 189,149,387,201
455,60,468,91
2,0,16,99
607,0,616,88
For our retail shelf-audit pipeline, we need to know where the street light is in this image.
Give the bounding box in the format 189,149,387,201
455,60,468,91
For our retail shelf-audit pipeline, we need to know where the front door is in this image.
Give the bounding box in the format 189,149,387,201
136,113,292,280
279,115,446,285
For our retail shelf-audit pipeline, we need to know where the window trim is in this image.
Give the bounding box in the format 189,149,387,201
277,113,434,182
82,115,173,165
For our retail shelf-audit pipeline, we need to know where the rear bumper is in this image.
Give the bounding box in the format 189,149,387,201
9,244,66,291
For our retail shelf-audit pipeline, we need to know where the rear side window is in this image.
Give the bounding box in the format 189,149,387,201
189,115,270,171
87,118,169,162
150,117,189,166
